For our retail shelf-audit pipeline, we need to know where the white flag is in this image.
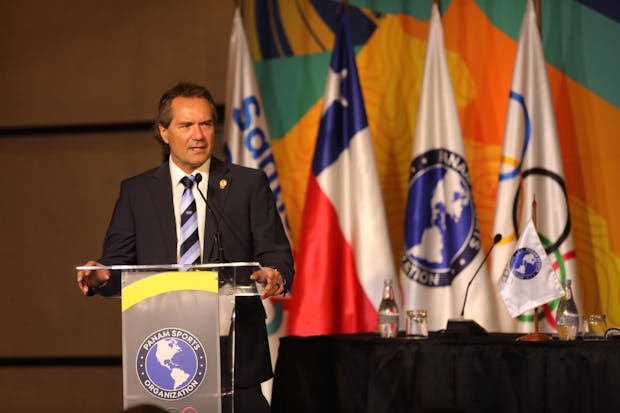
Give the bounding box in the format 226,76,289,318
400,3,498,332
499,219,564,317
490,0,580,331
223,8,291,401
223,8,291,244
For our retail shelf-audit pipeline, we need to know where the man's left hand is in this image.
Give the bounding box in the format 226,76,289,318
250,267,285,299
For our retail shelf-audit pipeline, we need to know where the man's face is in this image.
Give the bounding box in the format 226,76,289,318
159,96,215,174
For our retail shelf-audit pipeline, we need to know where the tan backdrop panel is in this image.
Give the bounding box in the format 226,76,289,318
0,132,163,356
0,0,235,409
0,366,122,412
0,0,234,127
0,0,233,361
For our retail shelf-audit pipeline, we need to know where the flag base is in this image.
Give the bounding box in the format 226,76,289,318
445,318,487,336
516,332,552,341
515,307,553,341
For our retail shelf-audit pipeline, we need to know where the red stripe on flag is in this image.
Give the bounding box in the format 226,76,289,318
287,177,377,336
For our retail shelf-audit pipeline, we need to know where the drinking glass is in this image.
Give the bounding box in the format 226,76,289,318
582,314,606,340
405,309,428,337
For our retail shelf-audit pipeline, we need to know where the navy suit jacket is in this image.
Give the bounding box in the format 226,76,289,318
97,156,294,387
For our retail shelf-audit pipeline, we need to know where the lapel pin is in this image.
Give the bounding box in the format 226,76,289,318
219,179,227,189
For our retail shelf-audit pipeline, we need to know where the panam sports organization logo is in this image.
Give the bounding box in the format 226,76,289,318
509,247,542,280
137,328,206,400
402,148,480,287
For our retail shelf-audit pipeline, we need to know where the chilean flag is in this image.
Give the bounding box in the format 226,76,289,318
287,10,397,336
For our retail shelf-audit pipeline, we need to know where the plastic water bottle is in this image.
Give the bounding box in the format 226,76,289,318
378,279,399,338
556,279,579,340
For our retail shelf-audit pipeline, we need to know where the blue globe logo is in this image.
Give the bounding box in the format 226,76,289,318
146,338,196,390
509,248,542,280
402,149,480,287
137,328,206,400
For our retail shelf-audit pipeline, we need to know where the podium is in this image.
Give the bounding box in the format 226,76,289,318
77,262,263,413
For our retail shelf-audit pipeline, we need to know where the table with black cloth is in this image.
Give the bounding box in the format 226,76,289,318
270,332,620,413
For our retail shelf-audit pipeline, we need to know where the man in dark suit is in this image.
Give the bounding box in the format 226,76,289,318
77,82,294,413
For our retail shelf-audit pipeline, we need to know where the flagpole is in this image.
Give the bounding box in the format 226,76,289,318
533,0,542,35
532,196,541,335
517,194,552,341
517,0,554,343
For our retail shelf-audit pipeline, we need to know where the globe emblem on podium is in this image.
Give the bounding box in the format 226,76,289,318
402,148,479,287
137,328,206,400
509,247,542,280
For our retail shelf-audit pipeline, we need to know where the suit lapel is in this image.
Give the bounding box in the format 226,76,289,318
148,163,177,264
205,157,231,261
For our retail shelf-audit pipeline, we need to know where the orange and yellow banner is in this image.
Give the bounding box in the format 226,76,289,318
241,0,620,329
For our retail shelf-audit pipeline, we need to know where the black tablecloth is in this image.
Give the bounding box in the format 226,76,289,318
270,332,620,413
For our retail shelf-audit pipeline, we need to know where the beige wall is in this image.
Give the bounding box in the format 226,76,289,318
0,1,234,411
0,0,233,127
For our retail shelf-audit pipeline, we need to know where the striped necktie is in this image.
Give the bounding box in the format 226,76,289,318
180,175,201,265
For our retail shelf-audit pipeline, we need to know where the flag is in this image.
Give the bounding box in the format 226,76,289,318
222,8,292,400
223,8,292,244
287,9,397,336
499,219,564,317
490,0,580,331
399,3,498,332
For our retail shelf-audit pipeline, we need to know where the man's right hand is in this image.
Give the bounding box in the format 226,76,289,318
76,260,110,296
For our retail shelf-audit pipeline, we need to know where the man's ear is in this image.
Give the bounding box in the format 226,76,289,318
159,124,169,144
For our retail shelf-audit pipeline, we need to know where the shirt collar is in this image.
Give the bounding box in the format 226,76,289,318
169,156,211,186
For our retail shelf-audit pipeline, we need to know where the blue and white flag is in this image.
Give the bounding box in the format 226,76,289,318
400,3,498,332
223,8,291,244
499,219,564,317
223,8,291,401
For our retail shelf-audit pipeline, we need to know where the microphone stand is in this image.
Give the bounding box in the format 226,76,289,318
195,173,228,264
445,234,502,336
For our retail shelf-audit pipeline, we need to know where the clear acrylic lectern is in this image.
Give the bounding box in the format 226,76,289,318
76,262,263,413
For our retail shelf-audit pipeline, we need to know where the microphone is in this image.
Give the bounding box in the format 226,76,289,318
195,173,228,263
445,233,502,336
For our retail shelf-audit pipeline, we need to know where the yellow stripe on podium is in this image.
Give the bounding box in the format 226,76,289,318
122,271,219,312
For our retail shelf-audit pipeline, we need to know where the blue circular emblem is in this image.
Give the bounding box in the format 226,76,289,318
137,328,206,400
509,247,542,280
401,149,480,287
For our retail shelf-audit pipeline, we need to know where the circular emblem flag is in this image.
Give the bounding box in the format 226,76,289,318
402,148,480,287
